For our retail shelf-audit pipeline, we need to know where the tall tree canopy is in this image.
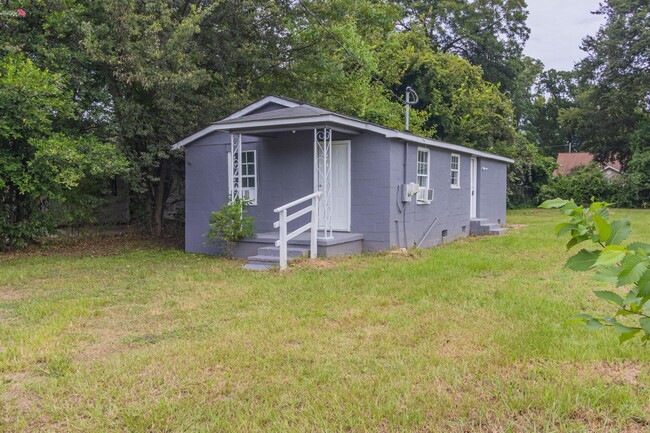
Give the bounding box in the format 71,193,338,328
0,0,563,246
566,0,650,166
0,55,125,249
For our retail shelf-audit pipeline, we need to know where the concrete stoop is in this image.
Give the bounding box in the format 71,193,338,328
242,246,310,271
469,218,508,236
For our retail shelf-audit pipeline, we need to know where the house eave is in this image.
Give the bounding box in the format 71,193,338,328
172,113,514,163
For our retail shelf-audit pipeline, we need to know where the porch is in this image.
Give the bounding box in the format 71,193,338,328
236,231,364,270
226,124,358,269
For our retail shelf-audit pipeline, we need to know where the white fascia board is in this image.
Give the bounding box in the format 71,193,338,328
601,165,621,173
171,116,332,149
172,112,514,163
383,131,515,164
171,125,221,149
221,96,299,121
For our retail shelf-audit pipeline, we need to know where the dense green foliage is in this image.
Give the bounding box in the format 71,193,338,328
0,0,647,245
0,54,125,249
206,198,255,257
568,0,649,166
541,198,650,344
538,165,621,207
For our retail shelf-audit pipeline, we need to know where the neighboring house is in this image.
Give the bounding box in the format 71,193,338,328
172,96,513,269
554,152,622,179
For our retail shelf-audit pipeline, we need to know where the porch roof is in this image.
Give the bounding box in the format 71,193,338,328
172,96,514,164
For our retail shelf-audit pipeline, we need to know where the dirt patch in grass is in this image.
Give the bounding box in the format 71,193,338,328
569,407,648,433
0,234,181,261
74,325,132,363
291,258,339,270
0,285,25,301
578,360,646,387
1,371,44,418
507,224,528,230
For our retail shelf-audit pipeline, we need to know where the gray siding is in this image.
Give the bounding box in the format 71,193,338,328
349,133,391,251
184,128,509,255
477,158,507,225
388,142,473,249
185,130,343,254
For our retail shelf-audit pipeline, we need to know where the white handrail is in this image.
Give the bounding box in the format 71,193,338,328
274,191,322,213
274,191,322,270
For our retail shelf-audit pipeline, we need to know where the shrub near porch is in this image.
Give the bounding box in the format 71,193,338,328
1,210,649,432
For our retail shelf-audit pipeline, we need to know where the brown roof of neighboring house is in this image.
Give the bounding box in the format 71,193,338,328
554,152,622,176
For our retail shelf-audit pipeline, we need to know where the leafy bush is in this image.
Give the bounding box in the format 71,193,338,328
538,164,619,207
540,198,649,344
0,55,127,250
206,198,255,257
505,139,556,208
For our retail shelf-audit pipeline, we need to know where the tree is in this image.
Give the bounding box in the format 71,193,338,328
406,51,518,150
505,138,555,207
398,0,531,112
0,55,125,249
523,69,579,156
81,0,298,236
280,0,425,132
567,0,650,166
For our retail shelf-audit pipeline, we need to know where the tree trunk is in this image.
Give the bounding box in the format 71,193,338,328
152,159,170,237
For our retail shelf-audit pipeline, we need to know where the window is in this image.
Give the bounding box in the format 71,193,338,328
450,154,460,189
228,150,257,205
416,148,430,203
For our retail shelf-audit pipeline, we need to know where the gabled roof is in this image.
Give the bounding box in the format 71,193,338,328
172,95,514,163
554,152,622,176
218,104,331,123
220,95,299,121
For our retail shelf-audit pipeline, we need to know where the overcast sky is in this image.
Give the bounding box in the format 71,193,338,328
524,0,606,71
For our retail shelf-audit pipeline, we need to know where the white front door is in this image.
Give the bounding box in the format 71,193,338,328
470,157,477,218
316,140,350,231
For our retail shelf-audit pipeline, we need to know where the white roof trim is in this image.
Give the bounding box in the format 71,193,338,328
601,165,621,173
172,112,514,163
221,96,299,121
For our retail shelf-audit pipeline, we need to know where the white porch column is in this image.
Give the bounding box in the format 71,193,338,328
230,133,242,203
314,127,333,239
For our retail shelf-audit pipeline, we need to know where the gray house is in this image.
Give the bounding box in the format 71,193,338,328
173,96,512,269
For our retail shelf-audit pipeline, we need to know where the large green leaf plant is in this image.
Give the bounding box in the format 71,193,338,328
540,198,650,344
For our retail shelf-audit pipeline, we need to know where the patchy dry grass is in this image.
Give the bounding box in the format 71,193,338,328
1,209,649,432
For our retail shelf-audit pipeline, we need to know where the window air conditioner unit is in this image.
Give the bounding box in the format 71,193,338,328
242,188,257,205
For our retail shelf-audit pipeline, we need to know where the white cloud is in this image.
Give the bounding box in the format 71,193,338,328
523,0,605,71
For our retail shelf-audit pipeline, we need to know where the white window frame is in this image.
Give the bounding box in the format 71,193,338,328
416,147,431,204
228,150,257,205
450,153,460,189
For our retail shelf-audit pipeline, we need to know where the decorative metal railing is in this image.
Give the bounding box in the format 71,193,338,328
230,133,242,203
273,191,322,270
314,128,333,238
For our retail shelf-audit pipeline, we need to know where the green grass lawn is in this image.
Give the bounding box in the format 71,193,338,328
1,210,649,432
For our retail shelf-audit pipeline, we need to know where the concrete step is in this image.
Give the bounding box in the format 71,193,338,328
470,218,507,236
245,255,281,270
242,263,276,271
248,254,280,264
487,227,508,236
258,246,309,258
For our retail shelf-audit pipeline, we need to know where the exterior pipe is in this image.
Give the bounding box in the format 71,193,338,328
403,141,408,248
417,218,439,249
